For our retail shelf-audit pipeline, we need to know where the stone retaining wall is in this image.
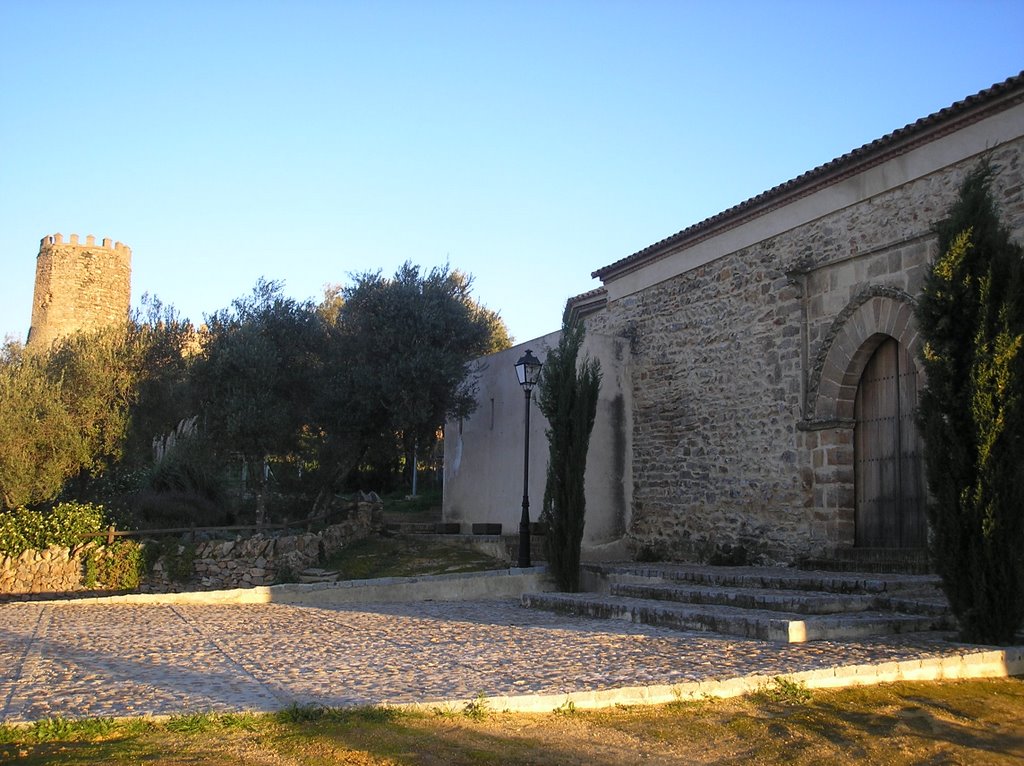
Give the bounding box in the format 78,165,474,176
147,502,382,591
0,545,84,596
0,498,383,598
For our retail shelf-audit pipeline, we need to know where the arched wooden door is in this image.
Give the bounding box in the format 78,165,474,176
854,337,927,548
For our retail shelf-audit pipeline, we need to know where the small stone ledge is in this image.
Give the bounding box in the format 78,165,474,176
28,566,554,607
394,644,1024,714
797,418,855,431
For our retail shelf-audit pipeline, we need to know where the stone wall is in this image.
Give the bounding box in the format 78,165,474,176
584,137,1024,564
27,232,132,348
146,502,382,591
0,545,85,597
585,239,809,562
0,498,383,598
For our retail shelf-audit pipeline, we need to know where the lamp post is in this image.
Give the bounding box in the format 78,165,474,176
514,349,543,568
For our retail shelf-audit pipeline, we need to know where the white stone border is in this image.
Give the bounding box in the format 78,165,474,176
24,566,554,606
396,645,1024,714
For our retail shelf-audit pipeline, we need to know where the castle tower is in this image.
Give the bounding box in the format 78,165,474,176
27,233,132,349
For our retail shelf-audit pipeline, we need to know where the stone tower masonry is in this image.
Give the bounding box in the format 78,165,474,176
27,233,132,349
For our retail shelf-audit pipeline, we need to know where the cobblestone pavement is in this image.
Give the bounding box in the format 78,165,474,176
0,598,997,723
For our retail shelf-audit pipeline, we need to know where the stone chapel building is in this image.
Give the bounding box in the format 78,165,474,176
443,72,1024,566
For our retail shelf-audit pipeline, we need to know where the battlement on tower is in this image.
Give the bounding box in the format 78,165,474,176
39,232,131,253
27,232,133,349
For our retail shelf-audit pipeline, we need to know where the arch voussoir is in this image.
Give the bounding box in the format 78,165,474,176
808,287,919,423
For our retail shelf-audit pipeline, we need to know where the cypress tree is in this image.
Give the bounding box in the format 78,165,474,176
536,311,601,592
916,161,1024,644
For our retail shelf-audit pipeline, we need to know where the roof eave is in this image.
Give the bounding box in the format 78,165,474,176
592,71,1024,284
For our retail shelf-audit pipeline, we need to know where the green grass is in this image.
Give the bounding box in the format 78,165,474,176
381,488,443,515
321,532,508,580
751,676,814,705
2,678,1022,765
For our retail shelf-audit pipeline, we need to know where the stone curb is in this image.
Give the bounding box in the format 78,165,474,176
394,645,1024,715
9,639,1018,728
21,567,553,607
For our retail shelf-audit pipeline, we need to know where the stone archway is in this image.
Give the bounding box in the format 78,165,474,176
809,287,923,424
804,287,927,550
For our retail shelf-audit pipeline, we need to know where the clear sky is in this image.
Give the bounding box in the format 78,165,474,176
1,1,1022,345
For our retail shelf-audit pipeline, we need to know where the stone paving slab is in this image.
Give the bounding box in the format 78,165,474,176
1,598,1021,723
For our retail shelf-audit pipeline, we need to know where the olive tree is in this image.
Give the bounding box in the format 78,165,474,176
310,263,511,503
192,279,325,523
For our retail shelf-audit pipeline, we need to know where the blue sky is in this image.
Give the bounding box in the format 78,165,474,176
1,1,1022,345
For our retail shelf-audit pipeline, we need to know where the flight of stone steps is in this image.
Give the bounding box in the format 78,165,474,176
521,562,954,643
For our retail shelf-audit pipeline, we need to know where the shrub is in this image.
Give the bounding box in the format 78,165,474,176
0,502,106,557
149,537,196,583
98,539,145,590
131,489,232,530
537,312,601,592
916,161,1024,644
754,677,812,705
44,502,107,547
83,550,100,588
147,435,223,501
83,539,145,591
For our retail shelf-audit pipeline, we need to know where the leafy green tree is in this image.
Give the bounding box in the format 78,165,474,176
0,341,80,508
193,279,325,523
121,294,199,466
47,326,150,512
45,325,146,480
311,263,510,501
916,162,1024,644
53,297,204,516
0,325,145,510
536,311,601,592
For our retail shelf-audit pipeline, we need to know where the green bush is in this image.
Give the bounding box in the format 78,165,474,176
83,550,100,588
45,502,107,547
148,537,196,583
147,435,223,501
99,539,145,590
537,313,602,592
0,502,106,557
916,162,1024,644
82,539,145,591
131,489,233,530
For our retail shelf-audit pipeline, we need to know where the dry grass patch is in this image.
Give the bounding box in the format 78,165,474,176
2,678,1022,765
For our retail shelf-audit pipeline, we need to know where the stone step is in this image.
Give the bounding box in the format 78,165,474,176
609,581,951,618
385,521,440,534
874,593,952,617
800,559,932,575
610,581,879,615
521,592,950,643
298,568,340,584
584,562,942,595
799,548,932,575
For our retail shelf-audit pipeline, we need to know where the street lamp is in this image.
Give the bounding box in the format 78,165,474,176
514,349,543,568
